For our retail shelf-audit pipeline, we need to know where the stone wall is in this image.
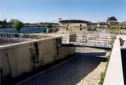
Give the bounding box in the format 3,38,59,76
59,23,87,33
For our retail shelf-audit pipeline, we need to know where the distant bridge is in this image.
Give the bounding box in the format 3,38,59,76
62,32,116,50
62,42,112,50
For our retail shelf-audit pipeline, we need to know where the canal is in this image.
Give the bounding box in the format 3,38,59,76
0,27,47,34
121,49,126,85
17,47,108,85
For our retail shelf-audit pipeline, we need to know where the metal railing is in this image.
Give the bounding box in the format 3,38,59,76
62,32,115,48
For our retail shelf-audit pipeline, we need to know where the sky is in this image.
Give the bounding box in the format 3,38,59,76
0,0,125,23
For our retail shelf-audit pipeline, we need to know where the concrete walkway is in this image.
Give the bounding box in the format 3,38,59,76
18,48,107,85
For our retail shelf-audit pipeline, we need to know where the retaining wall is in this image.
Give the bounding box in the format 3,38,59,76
0,36,75,84
0,32,51,39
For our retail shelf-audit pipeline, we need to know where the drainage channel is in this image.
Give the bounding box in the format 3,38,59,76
121,49,126,85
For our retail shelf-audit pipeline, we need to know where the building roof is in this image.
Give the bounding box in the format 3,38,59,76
120,22,126,27
106,21,118,23
92,23,98,25
59,19,91,24
92,22,107,25
98,22,107,25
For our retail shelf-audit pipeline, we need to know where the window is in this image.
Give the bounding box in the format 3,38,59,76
66,28,68,30
80,24,82,27
80,27,82,30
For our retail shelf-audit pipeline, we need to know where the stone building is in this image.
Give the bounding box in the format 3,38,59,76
120,22,126,29
106,16,118,27
58,19,92,32
97,22,108,29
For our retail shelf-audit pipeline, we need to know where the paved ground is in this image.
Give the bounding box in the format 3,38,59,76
18,47,107,85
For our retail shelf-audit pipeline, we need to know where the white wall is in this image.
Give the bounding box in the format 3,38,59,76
103,38,124,85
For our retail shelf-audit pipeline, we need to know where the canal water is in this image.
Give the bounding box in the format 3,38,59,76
0,27,47,34
121,49,126,84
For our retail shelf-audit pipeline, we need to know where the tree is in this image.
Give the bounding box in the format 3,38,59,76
9,19,18,24
2,19,8,28
0,21,2,25
13,20,24,33
107,16,117,21
45,23,52,28
0,21,2,28
9,19,18,27
45,23,52,33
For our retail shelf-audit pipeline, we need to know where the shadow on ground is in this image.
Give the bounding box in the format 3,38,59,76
19,52,107,85
76,52,106,57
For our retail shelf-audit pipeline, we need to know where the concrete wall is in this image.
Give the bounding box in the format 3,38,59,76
103,38,124,85
0,32,52,39
62,34,76,43
0,36,75,83
60,47,75,59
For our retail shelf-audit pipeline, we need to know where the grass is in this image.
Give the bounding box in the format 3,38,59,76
98,72,105,85
98,50,112,85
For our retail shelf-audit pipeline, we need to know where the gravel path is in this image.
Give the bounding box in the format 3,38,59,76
18,48,107,85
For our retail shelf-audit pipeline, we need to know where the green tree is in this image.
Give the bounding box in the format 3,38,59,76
9,19,18,28
13,20,24,33
45,23,52,28
45,23,52,33
9,19,18,24
0,21,2,28
2,19,8,28
107,16,117,21
0,21,2,24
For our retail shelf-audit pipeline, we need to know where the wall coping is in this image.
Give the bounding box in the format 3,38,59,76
0,36,62,50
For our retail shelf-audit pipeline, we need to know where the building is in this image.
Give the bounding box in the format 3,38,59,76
120,22,126,29
58,19,92,32
107,21,118,26
106,16,118,27
97,22,108,29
